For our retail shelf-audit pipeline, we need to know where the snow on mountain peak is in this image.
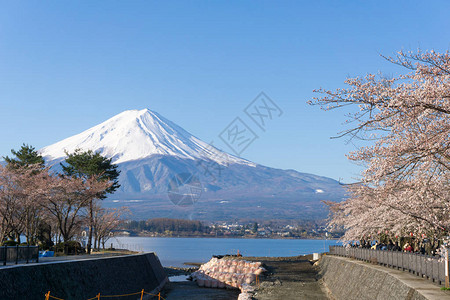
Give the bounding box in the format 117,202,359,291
40,108,254,166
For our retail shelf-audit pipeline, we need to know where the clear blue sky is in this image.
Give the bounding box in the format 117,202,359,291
1,1,449,182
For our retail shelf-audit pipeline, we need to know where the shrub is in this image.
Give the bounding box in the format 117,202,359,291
55,241,84,255
2,240,18,246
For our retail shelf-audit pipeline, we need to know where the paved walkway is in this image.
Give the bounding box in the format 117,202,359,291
0,251,137,269
39,252,130,263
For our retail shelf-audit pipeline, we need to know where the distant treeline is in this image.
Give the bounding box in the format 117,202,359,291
122,218,207,234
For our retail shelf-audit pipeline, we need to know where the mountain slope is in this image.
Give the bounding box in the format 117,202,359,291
41,109,253,166
40,109,345,221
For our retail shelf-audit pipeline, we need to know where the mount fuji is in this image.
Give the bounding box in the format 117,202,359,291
40,109,345,221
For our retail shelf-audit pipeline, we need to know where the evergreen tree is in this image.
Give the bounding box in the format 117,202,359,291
60,149,120,254
4,144,45,169
61,149,120,198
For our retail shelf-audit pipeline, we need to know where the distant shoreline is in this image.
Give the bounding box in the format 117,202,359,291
114,234,339,240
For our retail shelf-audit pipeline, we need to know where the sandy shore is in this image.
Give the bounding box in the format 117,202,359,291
161,255,328,300
251,255,328,300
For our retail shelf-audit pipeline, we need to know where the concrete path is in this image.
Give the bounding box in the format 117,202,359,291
0,252,137,269
39,252,130,263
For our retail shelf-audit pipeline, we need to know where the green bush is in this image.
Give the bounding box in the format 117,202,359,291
38,241,54,251
55,241,84,255
2,240,18,246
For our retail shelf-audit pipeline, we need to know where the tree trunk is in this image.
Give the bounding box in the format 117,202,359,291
87,200,93,254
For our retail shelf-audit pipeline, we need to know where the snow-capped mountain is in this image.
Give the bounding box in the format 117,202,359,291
41,109,253,166
40,109,345,221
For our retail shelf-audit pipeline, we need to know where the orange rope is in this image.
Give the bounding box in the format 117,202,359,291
143,291,166,300
46,290,165,300
98,291,142,298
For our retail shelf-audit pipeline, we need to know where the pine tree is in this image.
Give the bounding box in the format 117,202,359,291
61,149,120,254
4,144,45,169
61,149,120,197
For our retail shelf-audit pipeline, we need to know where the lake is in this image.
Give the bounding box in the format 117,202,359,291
111,237,340,267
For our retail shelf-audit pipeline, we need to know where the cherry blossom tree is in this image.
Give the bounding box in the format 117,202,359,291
310,50,450,243
0,165,47,244
41,174,112,243
0,165,24,243
92,203,127,250
0,164,113,249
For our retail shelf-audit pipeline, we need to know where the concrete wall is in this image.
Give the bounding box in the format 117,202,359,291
319,255,449,300
0,253,168,300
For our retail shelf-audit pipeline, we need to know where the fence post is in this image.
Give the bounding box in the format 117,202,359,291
389,251,392,267
158,292,161,300
3,245,6,266
431,255,434,282
445,246,449,288
415,254,418,276
140,289,144,300
26,245,29,264
45,291,50,300
333,247,448,286
97,293,100,300
400,251,403,270
15,244,19,264
36,246,39,263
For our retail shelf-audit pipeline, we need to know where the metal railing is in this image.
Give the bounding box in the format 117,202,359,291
329,245,445,285
0,245,39,265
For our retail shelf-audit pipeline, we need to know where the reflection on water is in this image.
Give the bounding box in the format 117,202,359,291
169,275,189,282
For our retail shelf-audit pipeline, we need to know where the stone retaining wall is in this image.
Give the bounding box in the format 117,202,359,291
318,255,450,300
0,253,168,300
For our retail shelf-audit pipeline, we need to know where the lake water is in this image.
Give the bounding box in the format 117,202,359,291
111,237,340,267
